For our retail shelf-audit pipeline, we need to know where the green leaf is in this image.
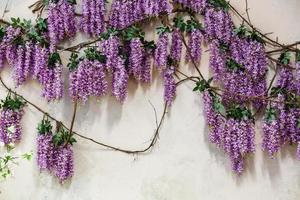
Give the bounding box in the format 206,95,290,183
67,0,76,4
208,0,229,10
36,18,48,33
266,107,277,122
193,78,212,92
219,42,230,53
48,52,61,67
0,26,6,41
173,17,186,32
84,47,107,63
22,152,33,161
270,86,286,97
37,118,52,135
186,19,203,33
0,94,26,111
234,25,248,37
212,95,226,114
226,58,244,72
226,105,252,120
296,52,300,63
278,52,291,65
143,40,156,50
156,26,171,35
6,144,15,153
248,31,265,44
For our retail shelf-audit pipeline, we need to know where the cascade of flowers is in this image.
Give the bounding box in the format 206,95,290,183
68,48,108,102
108,0,172,29
0,0,299,182
0,94,26,145
47,0,76,46
36,118,76,182
262,52,300,158
80,0,106,37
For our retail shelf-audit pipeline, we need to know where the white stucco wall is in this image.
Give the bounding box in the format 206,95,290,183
0,0,300,199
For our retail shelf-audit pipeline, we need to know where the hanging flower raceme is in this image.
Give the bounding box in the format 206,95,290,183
1,26,22,67
40,52,64,101
170,17,184,62
13,41,35,86
201,89,255,174
129,37,145,80
81,0,106,37
68,48,108,102
37,118,54,171
112,57,129,102
52,127,76,183
100,34,120,72
0,94,25,145
202,91,225,146
204,7,233,42
186,20,203,64
154,26,170,69
208,25,268,109
162,63,176,106
47,0,76,45
108,0,172,29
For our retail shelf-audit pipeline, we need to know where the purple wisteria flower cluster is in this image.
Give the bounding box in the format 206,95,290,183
262,57,300,158
202,91,255,174
163,66,176,106
129,37,152,82
81,0,106,37
48,0,76,46
0,95,25,145
209,35,268,109
204,8,233,42
109,0,172,29
186,29,203,64
69,59,108,102
154,32,169,69
36,119,74,183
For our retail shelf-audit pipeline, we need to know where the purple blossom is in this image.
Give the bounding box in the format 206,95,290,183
170,29,183,62
202,91,225,146
154,33,169,69
48,1,76,45
141,53,152,83
41,63,64,101
129,38,144,80
186,29,203,64
37,133,54,171
0,47,5,69
163,66,176,106
53,144,74,183
112,58,129,102
0,108,24,145
81,0,105,37
13,45,26,86
222,118,255,174
204,8,233,42
100,36,120,72
69,59,107,102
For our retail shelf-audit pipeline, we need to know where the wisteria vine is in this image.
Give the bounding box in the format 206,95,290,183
0,0,300,182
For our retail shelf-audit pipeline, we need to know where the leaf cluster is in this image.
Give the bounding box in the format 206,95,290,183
234,25,264,44
193,78,213,92
11,17,48,46
37,118,53,135
226,58,244,72
0,94,25,111
52,128,77,147
226,104,253,120
208,0,229,11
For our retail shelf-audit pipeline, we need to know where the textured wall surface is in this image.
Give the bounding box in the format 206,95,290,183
0,0,300,200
